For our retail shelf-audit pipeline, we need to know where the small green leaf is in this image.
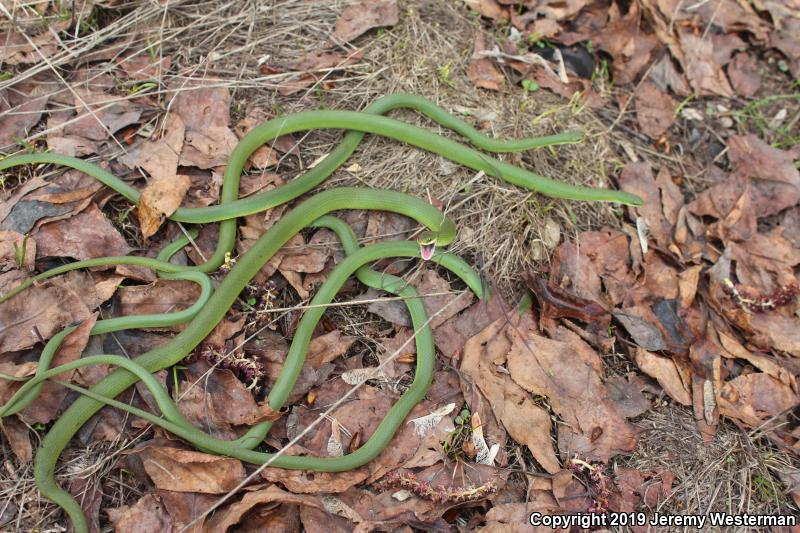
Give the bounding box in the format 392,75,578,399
521,79,539,92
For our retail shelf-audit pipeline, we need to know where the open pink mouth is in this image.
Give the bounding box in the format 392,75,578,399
420,243,435,261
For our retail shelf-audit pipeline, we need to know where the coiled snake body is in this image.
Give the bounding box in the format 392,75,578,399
0,94,641,532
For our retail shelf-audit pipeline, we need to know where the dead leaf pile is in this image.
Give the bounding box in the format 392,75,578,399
536,135,800,450
465,0,797,142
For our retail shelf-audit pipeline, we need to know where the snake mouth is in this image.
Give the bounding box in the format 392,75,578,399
420,242,436,261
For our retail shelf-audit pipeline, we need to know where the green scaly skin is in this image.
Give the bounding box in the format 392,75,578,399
26,189,456,533
0,95,640,275
0,94,643,533
2,216,485,460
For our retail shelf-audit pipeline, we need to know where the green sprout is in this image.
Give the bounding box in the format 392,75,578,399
521,79,539,93
13,235,30,267
442,406,473,461
437,62,453,86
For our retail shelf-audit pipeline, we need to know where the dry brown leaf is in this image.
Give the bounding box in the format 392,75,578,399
367,269,473,328
280,230,332,274
417,269,475,328
20,313,98,424
605,374,651,419
0,24,65,65
0,198,74,235
613,310,667,352
116,279,201,332
269,51,365,96
594,3,659,85
376,328,416,378
202,316,247,349
477,495,566,533
0,278,92,353
28,168,105,206
238,502,301,531
776,468,800,509
262,380,439,492
64,88,144,142
607,466,648,512
332,0,398,44
468,33,505,91
182,127,240,169
507,326,640,462
171,86,239,169
300,506,353,533
176,362,268,440
307,330,356,368
634,82,675,139
106,494,171,533
291,391,425,478
460,315,560,473
620,164,684,250
258,345,334,408
548,236,597,303
137,175,192,239
689,337,721,442
137,445,244,493
434,288,509,359
718,373,799,427
0,176,48,224
364,211,416,246
0,416,32,462
679,32,734,97
647,0,768,40
688,171,756,243
770,17,800,77
117,54,172,81
204,485,326,532
649,55,691,96
58,270,123,311
33,203,132,260
730,228,800,292
716,330,795,387
464,0,509,21
0,81,50,149
261,464,370,496
364,287,412,326
727,52,761,97
552,469,592,512
120,112,185,181
633,348,691,405
157,490,217,533
556,229,635,308
727,134,800,217
677,265,703,309
747,312,800,357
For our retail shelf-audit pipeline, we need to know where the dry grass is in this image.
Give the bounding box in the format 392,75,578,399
621,403,797,523
1,0,797,531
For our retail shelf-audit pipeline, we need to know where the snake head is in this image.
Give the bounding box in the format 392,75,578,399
417,231,437,261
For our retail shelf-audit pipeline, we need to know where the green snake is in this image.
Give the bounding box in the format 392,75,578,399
0,94,642,532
